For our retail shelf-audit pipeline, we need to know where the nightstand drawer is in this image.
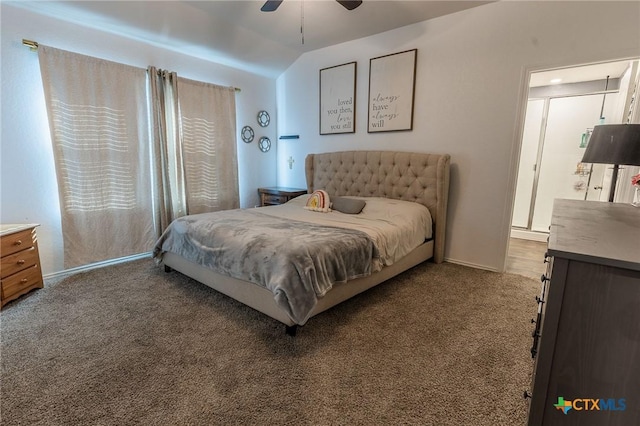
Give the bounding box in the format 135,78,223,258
1,228,34,257
1,265,42,300
1,246,39,278
258,187,307,207
263,194,287,205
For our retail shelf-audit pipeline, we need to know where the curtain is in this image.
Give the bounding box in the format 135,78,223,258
178,77,239,214
39,46,156,268
148,67,186,232
150,71,239,223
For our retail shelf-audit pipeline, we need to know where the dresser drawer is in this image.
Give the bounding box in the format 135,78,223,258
1,228,35,257
1,265,43,300
1,246,39,278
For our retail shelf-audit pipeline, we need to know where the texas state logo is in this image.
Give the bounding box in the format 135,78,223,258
554,397,573,414
554,396,626,415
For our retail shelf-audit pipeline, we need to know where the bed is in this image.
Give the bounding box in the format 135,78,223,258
154,150,450,334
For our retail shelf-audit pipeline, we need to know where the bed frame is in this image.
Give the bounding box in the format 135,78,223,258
162,151,450,334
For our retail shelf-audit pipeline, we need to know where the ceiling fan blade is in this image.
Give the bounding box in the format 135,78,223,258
336,0,363,11
261,0,283,12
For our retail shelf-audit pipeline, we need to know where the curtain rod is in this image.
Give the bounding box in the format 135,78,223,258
21,38,241,93
22,39,38,51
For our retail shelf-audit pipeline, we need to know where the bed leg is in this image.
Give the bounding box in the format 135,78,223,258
285,325,298,337
164,264,173,273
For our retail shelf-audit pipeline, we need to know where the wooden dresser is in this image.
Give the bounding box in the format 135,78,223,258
1,224,44,308
526,200,640,425
258,187,307,206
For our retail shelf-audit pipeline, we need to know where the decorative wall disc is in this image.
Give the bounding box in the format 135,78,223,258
257,110,270,127
258,137,271,153
241,125,254,143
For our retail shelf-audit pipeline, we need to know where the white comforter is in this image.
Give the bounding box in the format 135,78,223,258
260,195,433,269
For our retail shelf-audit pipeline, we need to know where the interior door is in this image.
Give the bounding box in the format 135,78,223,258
512,99,545,228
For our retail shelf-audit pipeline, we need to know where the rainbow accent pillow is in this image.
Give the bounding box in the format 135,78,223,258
304,190,331,212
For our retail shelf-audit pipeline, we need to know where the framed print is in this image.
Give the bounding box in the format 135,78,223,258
368,49,417,133
319,61,356,135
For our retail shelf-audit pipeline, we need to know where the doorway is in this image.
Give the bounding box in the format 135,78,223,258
511,59,639,240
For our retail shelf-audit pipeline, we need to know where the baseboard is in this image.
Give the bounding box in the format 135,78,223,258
443,258,499,273
44,253,498,282
43,252,152,282
510,229,549,242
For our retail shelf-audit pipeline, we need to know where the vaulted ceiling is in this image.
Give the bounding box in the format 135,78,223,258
15,0,491,78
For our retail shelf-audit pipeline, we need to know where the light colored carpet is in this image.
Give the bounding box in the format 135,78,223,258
1,259,538,425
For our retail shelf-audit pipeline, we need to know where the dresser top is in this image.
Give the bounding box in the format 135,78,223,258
548,199,640,271
0,224,39,237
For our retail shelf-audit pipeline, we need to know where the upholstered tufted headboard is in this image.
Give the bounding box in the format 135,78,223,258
305,151,450,263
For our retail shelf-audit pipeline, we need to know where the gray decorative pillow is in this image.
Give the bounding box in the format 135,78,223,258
332,197,366,214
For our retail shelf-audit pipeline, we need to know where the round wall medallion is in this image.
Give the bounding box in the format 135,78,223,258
258,137,271,153
257,110,270,127
241,125,254,143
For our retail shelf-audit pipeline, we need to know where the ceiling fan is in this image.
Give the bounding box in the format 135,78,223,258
261,0,363,12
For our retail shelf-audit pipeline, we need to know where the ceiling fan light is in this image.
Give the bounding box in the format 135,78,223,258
337,0,363,11
261,0,283,12
261,0,363,13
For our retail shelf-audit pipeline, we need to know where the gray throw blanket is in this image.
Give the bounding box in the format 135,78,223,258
153,209,379,325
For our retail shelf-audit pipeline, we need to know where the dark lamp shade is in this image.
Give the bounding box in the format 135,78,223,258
581,124,640,165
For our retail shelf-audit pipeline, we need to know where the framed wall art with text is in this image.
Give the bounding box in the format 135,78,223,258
368,49,417,133
319,61,356,135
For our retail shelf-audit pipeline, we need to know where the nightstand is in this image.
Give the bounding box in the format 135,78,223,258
258,187,307,206
1,224,44,308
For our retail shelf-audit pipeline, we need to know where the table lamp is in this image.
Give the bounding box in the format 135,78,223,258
581,124,640,202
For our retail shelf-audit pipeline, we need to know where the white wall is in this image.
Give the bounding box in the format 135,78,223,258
1,4,278,275
275,1,640,271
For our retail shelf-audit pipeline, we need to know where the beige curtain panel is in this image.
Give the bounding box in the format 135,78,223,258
177,77,239,214
39,47,239,270
149,71,239,224
39,46,157,268
148,67,186,232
